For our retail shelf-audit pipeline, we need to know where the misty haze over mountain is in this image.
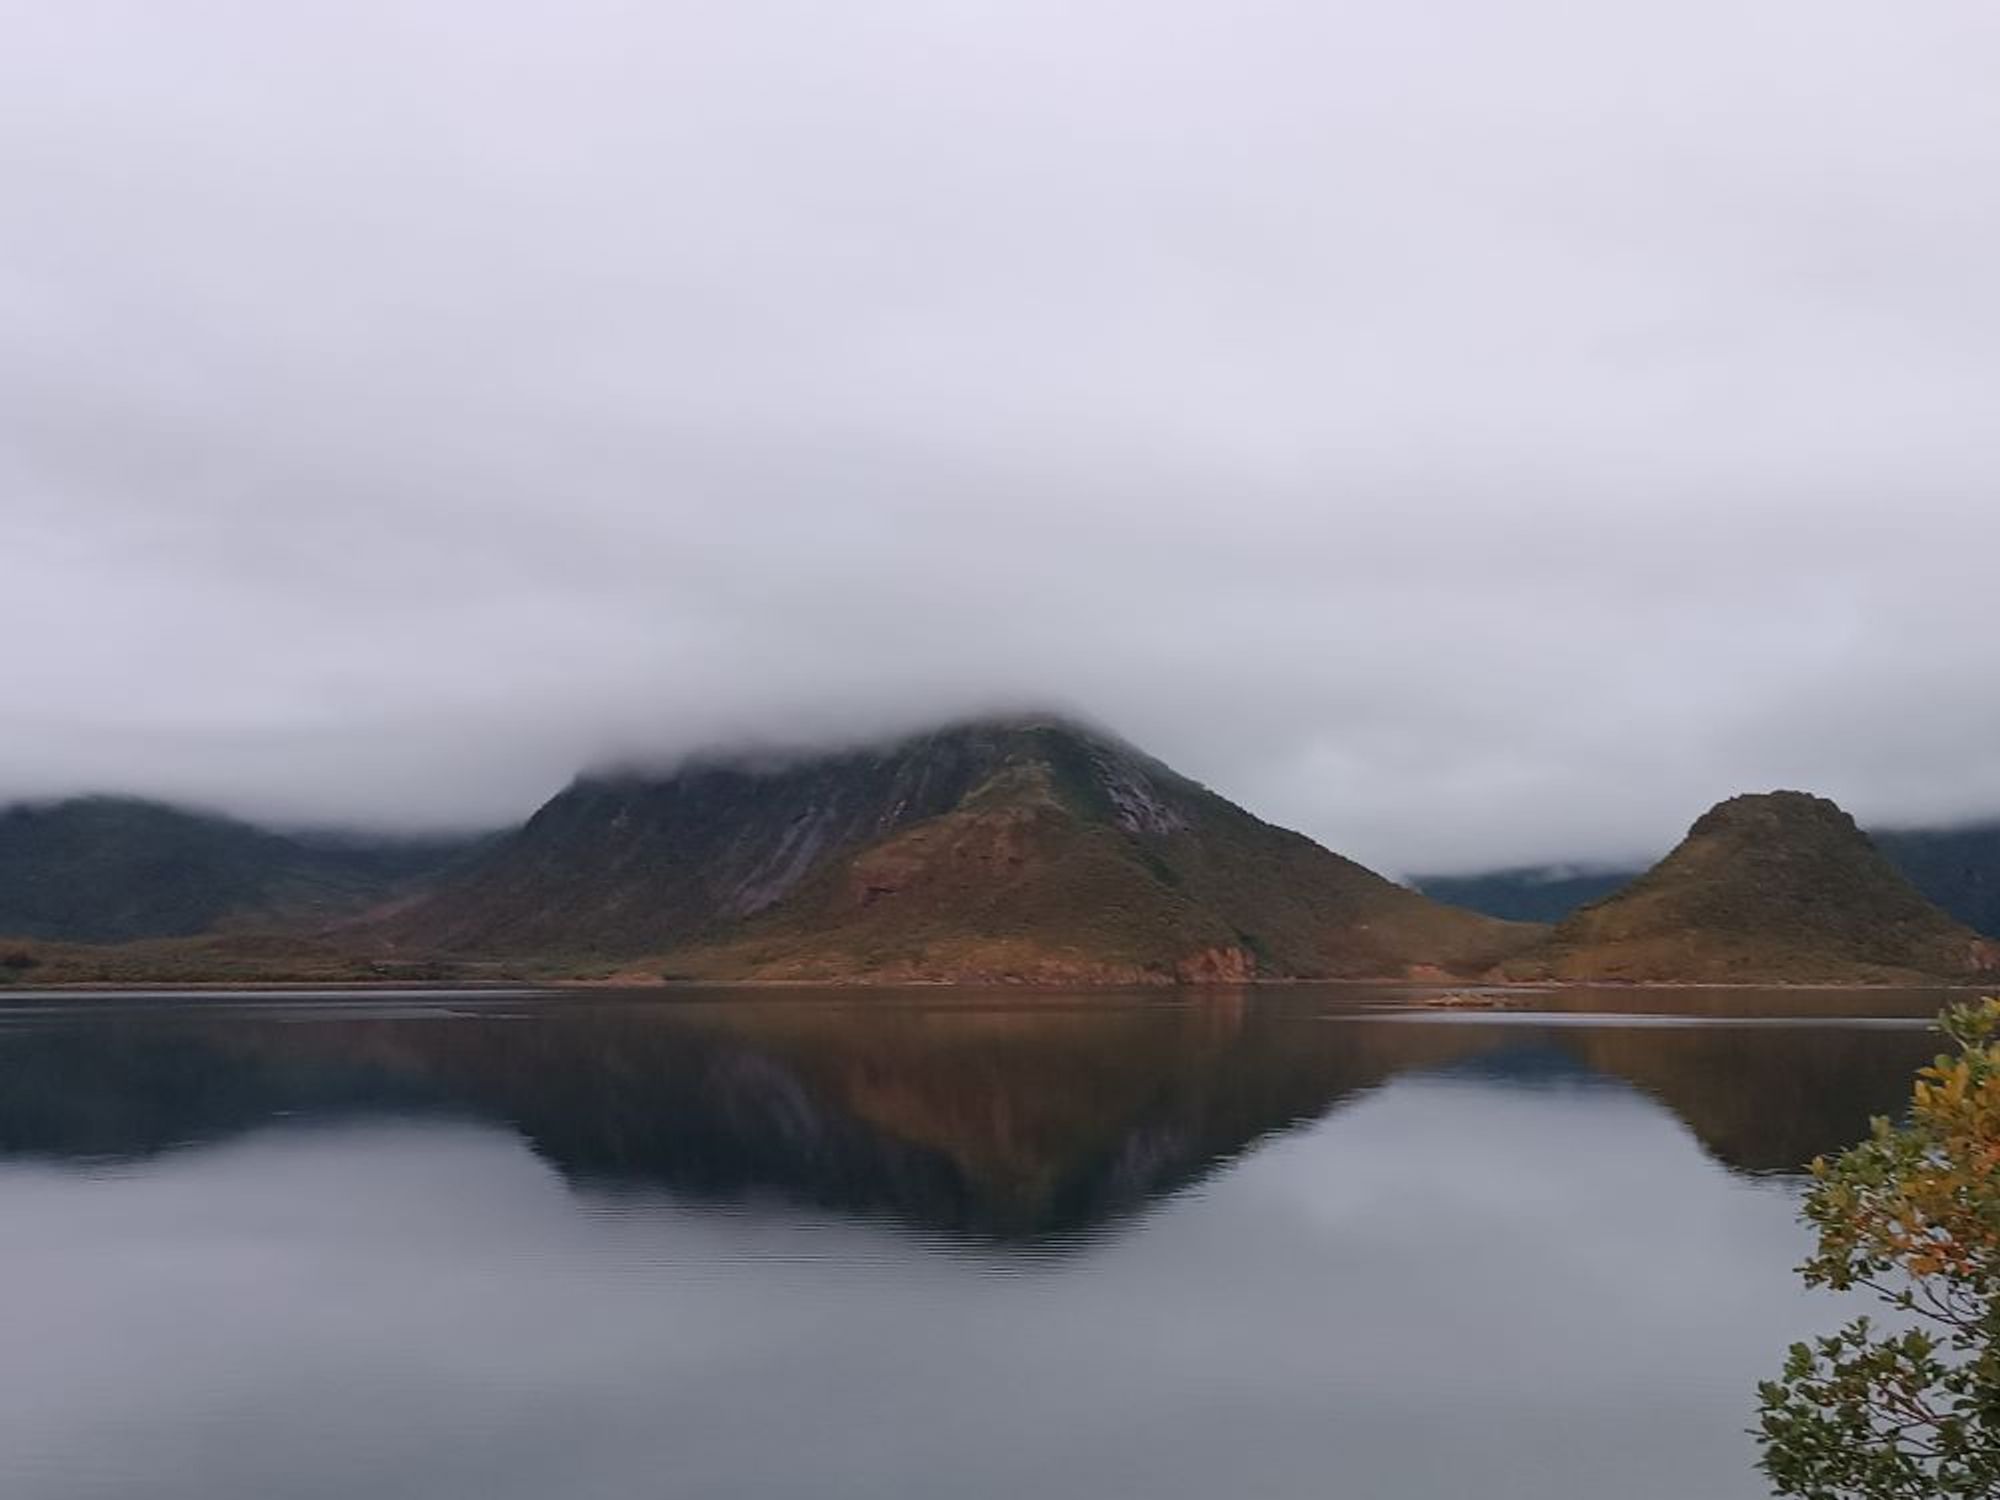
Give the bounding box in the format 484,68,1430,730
6,1,1999,874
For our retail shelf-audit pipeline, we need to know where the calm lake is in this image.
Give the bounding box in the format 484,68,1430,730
0,984,1968,1499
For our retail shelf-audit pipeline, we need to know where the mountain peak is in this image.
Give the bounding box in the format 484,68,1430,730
386,712,1535,982
1688,789,1856,839
590,710,1129,786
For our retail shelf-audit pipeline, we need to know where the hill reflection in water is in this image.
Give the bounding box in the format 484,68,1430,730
0,987,1951,1241
0,985,1972,1500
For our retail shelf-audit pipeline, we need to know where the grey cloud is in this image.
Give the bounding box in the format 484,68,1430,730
3,0,1998,874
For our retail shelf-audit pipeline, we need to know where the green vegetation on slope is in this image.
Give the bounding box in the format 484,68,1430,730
390,716,1537,982
1418,824,2000,940
0,796,492,944
1513,791,1999,983
1872,822,2000,940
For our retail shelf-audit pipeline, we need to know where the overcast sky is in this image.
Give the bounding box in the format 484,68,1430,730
5,0,1999,874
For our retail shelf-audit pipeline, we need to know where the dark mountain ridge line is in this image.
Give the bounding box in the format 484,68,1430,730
6,717,2000,986
378,714,1536,984
0,795,497,946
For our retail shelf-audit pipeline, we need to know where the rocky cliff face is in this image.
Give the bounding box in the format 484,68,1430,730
386,715,1536,982
1513,790,2000,982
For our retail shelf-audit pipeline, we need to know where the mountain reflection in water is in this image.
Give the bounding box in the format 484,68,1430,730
0,987,1949,1240
0,985,1972,1500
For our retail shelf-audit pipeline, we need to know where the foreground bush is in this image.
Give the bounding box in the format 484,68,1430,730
1759,998,2000,1497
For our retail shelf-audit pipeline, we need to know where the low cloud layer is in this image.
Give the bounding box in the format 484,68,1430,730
5,0,1998,873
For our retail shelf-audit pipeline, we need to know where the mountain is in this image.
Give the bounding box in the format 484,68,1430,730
386,715,1538,983
1871,822,2000,940
1410,865,1639,925
0,796,491,944
1418,823,2000,939
1509,790,2000,982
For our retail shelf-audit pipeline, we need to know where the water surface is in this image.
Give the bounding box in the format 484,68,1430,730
0,985,1963,1498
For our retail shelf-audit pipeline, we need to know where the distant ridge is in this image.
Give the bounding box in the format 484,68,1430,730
1409,864,1638,925
1870,822,2000,940
1507,791,2000,983
383,715,1537,983
0,796,489,943
16,739,2000,990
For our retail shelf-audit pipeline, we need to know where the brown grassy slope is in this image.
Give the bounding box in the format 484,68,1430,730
648,752,1536,983
1510,791,2000,983
379,724,1032,955
649,764,1252,982
1133,777,1532,977
390,716,1538,982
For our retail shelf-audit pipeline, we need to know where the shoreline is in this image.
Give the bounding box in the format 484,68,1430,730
2,975,1987,997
